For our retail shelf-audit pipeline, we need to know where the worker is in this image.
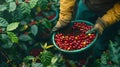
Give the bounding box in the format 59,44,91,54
52,0,120,58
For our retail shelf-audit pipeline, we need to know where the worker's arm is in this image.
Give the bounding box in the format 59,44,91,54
52,0,76,32
87,2,120,35
101,2,120,26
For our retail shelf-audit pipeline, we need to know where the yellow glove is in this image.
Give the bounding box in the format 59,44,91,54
52,0,76,32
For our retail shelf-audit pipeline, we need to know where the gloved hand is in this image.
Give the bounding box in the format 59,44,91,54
52,20,70,32
86,17,107,35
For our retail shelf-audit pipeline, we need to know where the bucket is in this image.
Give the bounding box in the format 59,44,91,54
52,20,98,60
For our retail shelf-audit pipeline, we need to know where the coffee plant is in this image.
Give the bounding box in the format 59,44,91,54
0,0,60,67
0,0,120,67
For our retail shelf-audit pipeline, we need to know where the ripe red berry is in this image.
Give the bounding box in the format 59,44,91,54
0,29,2,33
47,14,55,20
16,0,19,5
30,21,37,25
25,0,29,3
54,22,96,50
24,32,28,35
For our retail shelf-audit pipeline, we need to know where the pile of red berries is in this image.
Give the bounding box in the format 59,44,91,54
47,14,56,20
54,22,96,50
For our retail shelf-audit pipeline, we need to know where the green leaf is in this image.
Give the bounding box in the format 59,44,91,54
5,0,13,3
109,41,119,64
18,43,27,51
31,25,38,36
37,0,48,10
9,2,16,12
42,19,51,30
29,0,38,9
41,42,53,49
0,5,7,11
7,32,18,43
2,39,13,48
7,22,19,31
17,0,23,3
11,8,23,21
32,63,43,67
20,2,31,15
0,34,10,47
1,34,8,39
0,17,8,27
0,12,3,17
51,56,58,64
40,50,53,66
24,56,35,63
100,52,108,65
19,34,32,41
43,42,47,49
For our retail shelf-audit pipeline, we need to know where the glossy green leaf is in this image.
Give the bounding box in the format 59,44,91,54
32,63,43,67
7,32,18,43
0,17,8,27
20,2,31,15
24,56,35,63
51,56,58,64
18,43,27,51
0,5,7,11
31,25,38,36
29,0,38,9
9,2,16,12
2,39,13,48
5,0,13,3
37,0,48,10
7,22,19,31
19,34,32,41
40,50,53,66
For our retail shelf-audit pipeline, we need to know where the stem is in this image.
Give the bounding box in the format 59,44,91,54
0,48,12,65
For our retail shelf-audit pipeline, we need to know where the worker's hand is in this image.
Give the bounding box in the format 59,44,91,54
52,20,70,32
86,17,107,35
